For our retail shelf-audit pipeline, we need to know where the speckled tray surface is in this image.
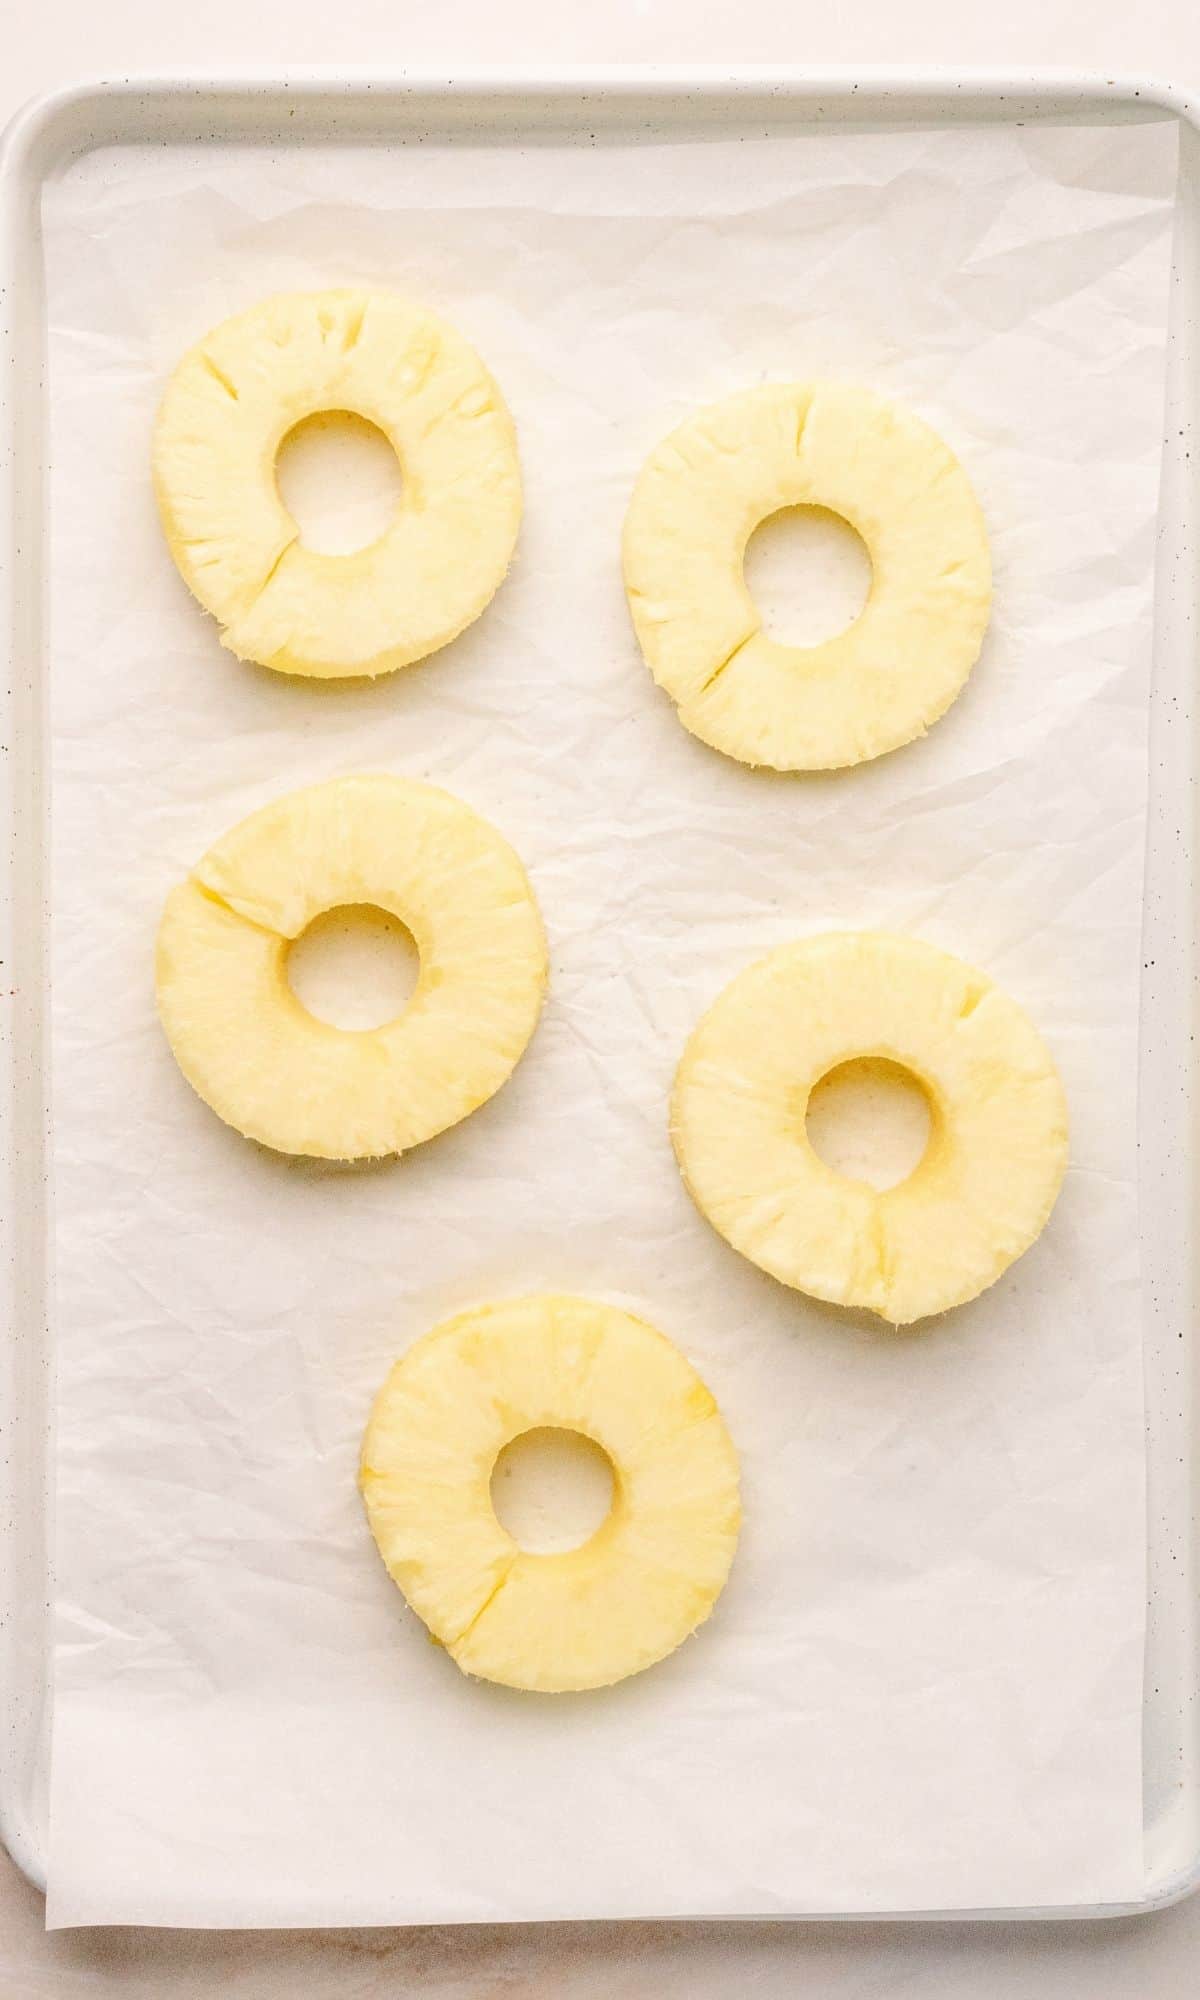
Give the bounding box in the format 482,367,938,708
1,70,1198,1920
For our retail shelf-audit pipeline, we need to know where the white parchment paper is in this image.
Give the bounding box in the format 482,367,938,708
41,116,1176,1926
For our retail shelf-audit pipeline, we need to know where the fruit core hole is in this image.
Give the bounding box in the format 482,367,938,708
275,411,404,555
287,904,419,1031
491,1427,616,1555
805,1056,932,1192
744,504,872,647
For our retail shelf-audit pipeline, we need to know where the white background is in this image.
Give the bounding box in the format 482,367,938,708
4,1,1200,1993
42,117,1167,1927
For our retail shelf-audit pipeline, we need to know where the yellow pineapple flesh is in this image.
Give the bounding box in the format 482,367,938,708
360,1295,741,1693
155,775,546,1161
623,382,991,770
672,931,1067,1324
153,289,521,679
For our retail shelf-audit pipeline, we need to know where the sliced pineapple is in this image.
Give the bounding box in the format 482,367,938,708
155,775,546,1160
153,290,521,678
360,1295,741,1692
672,932,1067,1324
623,383,991,770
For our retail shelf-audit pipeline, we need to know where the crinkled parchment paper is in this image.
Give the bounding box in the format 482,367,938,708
40,114,1176,1926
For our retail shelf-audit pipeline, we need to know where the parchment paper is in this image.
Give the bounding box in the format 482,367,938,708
41,115,1177,1926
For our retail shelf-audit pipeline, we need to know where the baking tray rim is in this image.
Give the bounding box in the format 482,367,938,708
1,64,1197,1922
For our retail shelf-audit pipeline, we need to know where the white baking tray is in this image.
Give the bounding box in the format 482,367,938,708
1,68,1197,1922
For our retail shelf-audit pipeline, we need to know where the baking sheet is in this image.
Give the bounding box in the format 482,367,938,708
40,115,1176,1926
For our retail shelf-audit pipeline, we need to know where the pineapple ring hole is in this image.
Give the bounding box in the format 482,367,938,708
806,1056,933,1192
490,1427,616,1555
743,504,873,648
286,904,419,1031
275,411,404,556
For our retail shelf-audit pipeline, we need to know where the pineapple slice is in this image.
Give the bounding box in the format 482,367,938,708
360,1295,741,1692
623,382,991,770
152,290,521,678
155,775,546,1160
672,932,1067,1324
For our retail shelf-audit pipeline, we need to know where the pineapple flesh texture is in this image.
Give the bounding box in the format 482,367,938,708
672,932,1068,1325
155,775,547,1161
360,1295,741,1693
152,290,521,679
623,383,991,770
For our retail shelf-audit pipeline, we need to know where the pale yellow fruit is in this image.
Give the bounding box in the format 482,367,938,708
361,1295,741,1692
672,932,1067,1324
153,290,521,678
623,383,991,770
156,775,546,1160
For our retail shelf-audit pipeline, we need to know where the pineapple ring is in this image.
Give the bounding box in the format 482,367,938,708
155,775,547,1161
152,290,521,679
623,382,991,769
361,1295,741,1693
672,932,1068,1325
